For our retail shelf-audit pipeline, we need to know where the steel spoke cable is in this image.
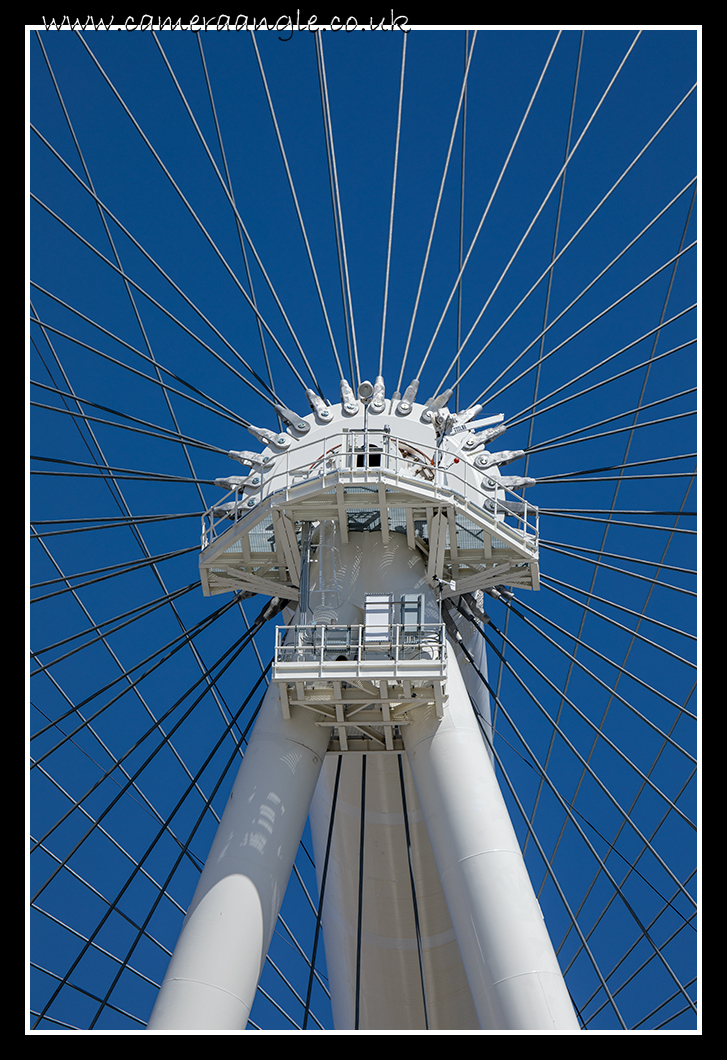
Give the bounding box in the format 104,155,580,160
396,29,480,393
30,541,200,599
267,954,325,1031
540,573,695,642
471,690,696,936
535,485,697,901
526,409,695,459
250,31,345,382
585,874,697,1023
30,591,242,756
30,302,255,430
31,957,148,1029
314,36,354,386
559,755,697,985
196,34,278,415
32,698,208,875
32,903,165,987
540,539,696,598
32,766,192,920
29,187,285,410
379,32,407,381
460,639,695,1017
459,651,624,1027
448,117,696,404
354,753,367,1030
539,510,695,536
303,754,343,1029
277,915,331,1000
73,31,316,396
31,582,198,673
34,666,271,1028
31,512,203,540
539,535,695,579
454,30,476,413
474,260,696,415
316,32,360,388
504,300,696,427
36,31,211,516
397,753,430,1029
533,580,696,670
150,30,323,396
523,30,584,475
494,597,696,743
412,29,560,388
465,616,697,879
525,387,696,454
30,640,272,909
86,676,276,1031
435,30,644,395
31,379,229,454
30,506,240,822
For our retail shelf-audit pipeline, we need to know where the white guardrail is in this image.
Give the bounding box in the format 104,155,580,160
201,429,539,550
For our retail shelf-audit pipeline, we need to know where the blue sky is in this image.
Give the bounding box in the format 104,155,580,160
29,25,698,1031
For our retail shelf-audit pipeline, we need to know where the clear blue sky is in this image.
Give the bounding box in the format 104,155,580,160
29,25,698,1031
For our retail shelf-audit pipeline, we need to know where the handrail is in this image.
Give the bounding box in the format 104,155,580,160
201,428,539,550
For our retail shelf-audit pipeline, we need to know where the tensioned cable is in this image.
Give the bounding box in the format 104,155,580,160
31,513,202,537
538,510,695,535
251,32,345,383
30,310,254,432
455,30,475,413
409,29,561,389
525,388,696,454
150,29,324,396
436,31,647,395
466,614,697,885
540,537,696,598
29,122,280,406
505,325,696,433
316,32,360,389
395,29,479,394
31,385,227,455
494,597,696,744
302,754,343,1029
70,32,313,396
29,187,284,410
456,641,623,1026
460,634,695,1019
431,30,645,394
379,33,407,380
31,633,272,908
445,88,696,401
30,591,242,757
35,31,210,517
476,255,696,415
530,579,695,670
354,754,367,1030
196,34,278,417
540,573,696,641
35,666,271,1029
32,699,207,878
397,753,430,1029
524,31,584,477
31,582,198,674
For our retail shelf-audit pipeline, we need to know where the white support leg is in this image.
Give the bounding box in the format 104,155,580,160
403,640,580,1031
147,680,329,1030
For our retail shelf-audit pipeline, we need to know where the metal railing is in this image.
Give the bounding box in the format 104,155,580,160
201,428,539,550
273,622,447,681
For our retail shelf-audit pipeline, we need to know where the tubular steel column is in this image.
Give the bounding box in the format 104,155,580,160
403,642,580,1030
147,674,329,1030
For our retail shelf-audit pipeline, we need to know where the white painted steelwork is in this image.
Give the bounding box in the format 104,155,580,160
152,497,575,1028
